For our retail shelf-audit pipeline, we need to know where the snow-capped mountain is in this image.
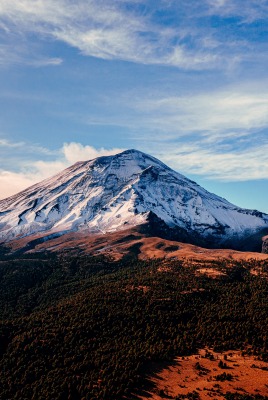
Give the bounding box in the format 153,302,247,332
0,149,267,249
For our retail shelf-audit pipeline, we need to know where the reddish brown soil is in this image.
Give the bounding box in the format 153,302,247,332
134,349,268,399
137,237,268,262
6,228,268,262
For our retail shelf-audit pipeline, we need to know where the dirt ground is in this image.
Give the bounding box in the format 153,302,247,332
138,237,268,262
135,349,268,399
9,229,268,263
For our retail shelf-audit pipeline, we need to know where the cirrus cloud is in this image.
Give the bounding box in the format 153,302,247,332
135,85,268,136
157,142,268,182
0,0,266,70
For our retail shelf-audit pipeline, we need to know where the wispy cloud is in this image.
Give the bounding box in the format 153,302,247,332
156,142,268,182
0,138,24,148
206,0,268,22
52,83,268,183
0,138,56,155
0,2,268,192
0,132,268,203
0,41,63,67
119,83,268,182
135,85,268,136
0,0,265,70
29,57,63,67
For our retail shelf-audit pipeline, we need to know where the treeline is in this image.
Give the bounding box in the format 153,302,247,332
0,251,267,399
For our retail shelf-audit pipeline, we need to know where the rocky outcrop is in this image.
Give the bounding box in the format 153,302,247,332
262,237,268,253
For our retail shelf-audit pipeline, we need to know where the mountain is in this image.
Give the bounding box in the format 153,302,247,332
0,149,267,250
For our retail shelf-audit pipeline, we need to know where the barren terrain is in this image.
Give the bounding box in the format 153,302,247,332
135,349,268,399
6,229,268,263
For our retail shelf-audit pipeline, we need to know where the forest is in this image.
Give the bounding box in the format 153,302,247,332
0,247,268,399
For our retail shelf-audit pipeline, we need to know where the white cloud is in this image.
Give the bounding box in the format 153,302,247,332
206,0,268,22
129,84,268,181
61,142,124,164
29,57,63,67
0,138,56,155
0,142,123,199
0,0,241,70
157,143,268,182
0,135,268,204
0,0,266,72
0,42,63,67
134,85,268,136
0,138,24,148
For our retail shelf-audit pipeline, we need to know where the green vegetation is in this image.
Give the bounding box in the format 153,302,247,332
0,250,268,399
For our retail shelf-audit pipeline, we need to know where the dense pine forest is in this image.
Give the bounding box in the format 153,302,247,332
0,247,268,399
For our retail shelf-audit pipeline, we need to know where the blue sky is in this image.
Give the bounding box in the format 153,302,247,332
0,0,268,212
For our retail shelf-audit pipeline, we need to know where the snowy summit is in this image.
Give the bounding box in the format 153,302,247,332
0,149,267,249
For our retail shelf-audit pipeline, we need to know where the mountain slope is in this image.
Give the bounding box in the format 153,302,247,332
0,149,267,249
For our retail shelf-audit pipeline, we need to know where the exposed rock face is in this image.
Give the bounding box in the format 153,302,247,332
262,237,268,253
0,149,267,250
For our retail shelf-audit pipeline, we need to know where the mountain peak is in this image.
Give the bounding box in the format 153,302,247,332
0,149,267,250
99,148,166,166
